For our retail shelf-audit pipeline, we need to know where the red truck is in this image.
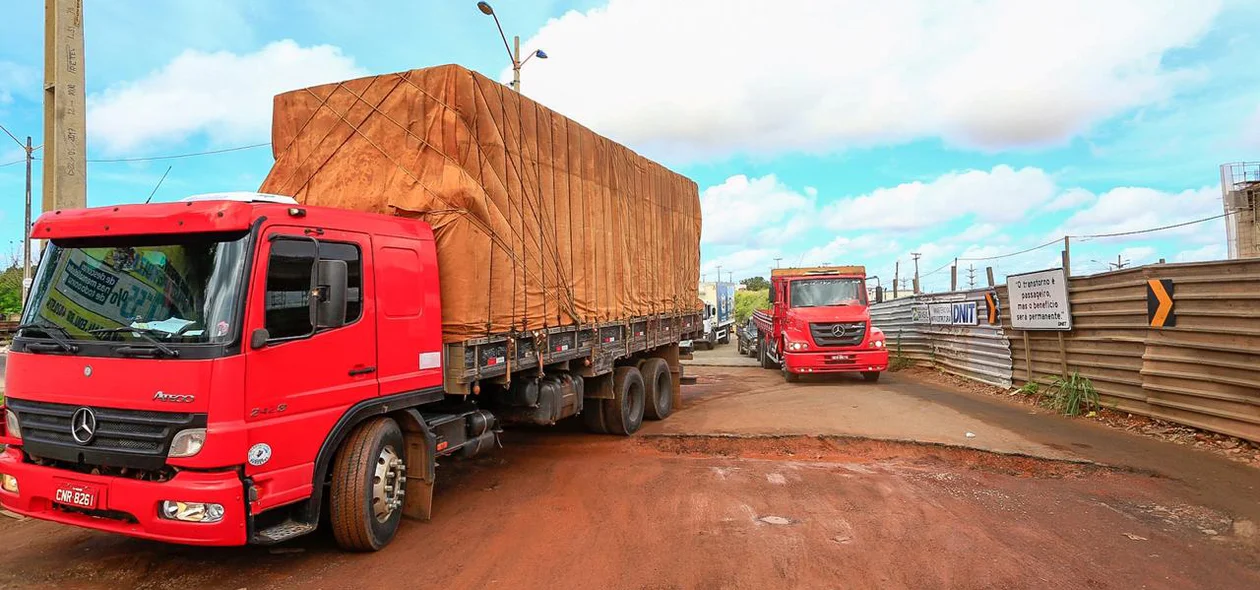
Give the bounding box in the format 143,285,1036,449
752,266,888,383
0,65,702,551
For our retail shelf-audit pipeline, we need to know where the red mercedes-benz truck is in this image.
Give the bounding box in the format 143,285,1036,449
752,266,888,383
0,65,702,551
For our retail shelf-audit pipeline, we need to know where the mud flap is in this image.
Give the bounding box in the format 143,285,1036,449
399,409,437,521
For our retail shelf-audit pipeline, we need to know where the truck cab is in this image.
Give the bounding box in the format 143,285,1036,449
753,266,888,382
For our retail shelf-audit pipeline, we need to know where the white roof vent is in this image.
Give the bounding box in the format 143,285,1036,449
181,192,299,205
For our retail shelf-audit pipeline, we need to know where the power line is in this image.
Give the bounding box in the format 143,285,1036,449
86,142,270,163
1,142,270,169
1074,211,1234,240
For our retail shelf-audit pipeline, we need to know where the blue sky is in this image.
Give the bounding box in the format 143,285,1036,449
1,0,1258,292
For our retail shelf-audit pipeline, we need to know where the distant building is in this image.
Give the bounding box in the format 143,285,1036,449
1222,162,1260,259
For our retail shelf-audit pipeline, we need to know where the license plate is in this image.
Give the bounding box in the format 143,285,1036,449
54,481,101,510
829,354,852,361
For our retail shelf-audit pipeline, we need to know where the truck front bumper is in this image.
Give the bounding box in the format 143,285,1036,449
0,447,247,546
782,349,889,375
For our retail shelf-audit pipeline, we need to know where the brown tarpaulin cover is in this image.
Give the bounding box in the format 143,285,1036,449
260,64,701,343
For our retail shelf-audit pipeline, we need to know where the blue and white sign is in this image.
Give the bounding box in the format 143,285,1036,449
929,301,978,325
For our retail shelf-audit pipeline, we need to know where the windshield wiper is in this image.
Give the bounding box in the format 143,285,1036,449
89,327,180,358
15,322,80,353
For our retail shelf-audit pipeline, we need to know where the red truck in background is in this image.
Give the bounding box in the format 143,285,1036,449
752,266,888,383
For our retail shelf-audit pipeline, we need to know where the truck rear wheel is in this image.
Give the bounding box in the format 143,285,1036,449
582,396,608,434
603,366,645,435
330,417,407,552
639,358,673,420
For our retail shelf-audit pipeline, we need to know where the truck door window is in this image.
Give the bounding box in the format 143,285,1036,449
264,239,363,339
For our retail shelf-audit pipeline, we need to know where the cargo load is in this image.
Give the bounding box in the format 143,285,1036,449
260,64,702,342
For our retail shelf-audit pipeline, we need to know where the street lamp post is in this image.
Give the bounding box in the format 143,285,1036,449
477,2,547,93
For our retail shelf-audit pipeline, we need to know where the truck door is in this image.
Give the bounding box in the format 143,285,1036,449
241,226,378,511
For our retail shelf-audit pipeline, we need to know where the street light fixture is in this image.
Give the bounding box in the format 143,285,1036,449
475,1,547,93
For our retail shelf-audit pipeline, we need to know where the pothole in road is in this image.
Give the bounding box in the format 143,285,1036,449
639,434,1123,479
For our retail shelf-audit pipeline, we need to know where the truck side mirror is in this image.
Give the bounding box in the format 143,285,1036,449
768,287,776,304
314,259,349,329
250,328,270,350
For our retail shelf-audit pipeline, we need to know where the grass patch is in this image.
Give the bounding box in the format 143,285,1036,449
1044,372,1099,417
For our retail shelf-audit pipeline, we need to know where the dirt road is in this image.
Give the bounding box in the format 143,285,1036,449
1,363,1257,589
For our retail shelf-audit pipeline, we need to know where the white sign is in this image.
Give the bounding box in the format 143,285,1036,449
1008,268,1072,330
929,303,952,325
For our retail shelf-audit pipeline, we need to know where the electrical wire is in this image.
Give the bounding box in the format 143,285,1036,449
958,237,1064,262
1073,211,1234,240
86,142,270,163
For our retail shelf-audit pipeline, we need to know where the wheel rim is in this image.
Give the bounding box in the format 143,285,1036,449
372,445,407,523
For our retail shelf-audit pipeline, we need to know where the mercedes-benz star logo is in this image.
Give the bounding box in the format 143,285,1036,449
71,407,97,445
830,324,848,338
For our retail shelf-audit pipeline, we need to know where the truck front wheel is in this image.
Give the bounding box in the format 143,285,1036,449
603,366,646,435
862,371,881,383
330,417,407,552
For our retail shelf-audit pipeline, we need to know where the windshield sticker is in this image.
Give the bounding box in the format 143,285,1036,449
36,247,198,337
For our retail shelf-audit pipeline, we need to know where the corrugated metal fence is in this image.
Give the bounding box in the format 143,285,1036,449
872,289,1014,388
999,259,1260,442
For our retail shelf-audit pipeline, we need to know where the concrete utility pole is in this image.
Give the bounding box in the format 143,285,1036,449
773,257,782,269
986,266,995,287
911,252,921,294
44,0,88,213
0,126,35,304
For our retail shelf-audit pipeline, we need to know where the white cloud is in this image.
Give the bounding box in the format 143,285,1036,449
1245,104,1260,149
700,174,814,245
820,165,1057,231
1174,243,1226,263
88,40,365,152
1054,186,1223,241
1043,188,1095,212
800,235,898,267
701,248,779,281
1119,246,1157,265
518,0,1221,159
0,60,38,106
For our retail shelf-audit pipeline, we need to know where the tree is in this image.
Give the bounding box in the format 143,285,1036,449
740,276,769,291
734,289,769,324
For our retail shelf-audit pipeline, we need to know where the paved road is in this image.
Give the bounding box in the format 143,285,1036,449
1,364,1257,589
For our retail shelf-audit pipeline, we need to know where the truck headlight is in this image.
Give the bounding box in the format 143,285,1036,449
1,473,17,493
160,501,224,523
4,411,19,440
168,429,206,458
787,341,808,351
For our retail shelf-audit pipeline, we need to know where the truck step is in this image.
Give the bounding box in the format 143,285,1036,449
252,519,317,545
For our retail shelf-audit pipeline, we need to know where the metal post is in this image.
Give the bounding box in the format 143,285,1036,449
950,263,957,292
893,261,899,299
23,136,33,306
512,35,521,92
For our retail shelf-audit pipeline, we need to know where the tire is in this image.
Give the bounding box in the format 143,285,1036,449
640,358,673,421
759,339,778,370
330,418,407,552
602,366,646,435
782,367,800,383
720,331,730,345
862,371,882,383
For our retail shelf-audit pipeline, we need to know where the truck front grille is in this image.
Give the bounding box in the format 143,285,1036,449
6,398,206,471
809,321,867,347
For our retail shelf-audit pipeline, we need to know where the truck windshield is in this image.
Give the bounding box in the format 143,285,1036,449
21,232,250,344
789,278,866,308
